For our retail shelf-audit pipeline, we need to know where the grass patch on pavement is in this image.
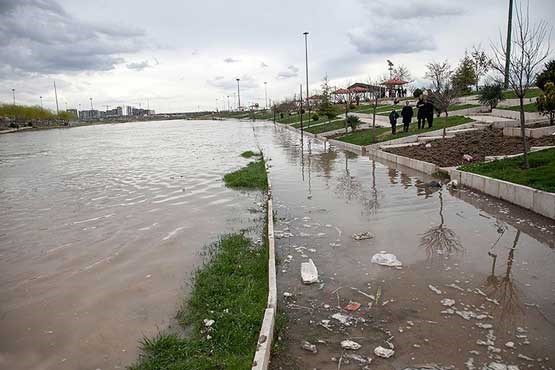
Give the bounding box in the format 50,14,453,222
224,158,268,190
305,119,348,134
459,148,555,193
498,103,539,113
129,233,269,370
336,116,474,146
502,89,543,99
240,150,260,158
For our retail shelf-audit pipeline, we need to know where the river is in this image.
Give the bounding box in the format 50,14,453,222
1,120,554,370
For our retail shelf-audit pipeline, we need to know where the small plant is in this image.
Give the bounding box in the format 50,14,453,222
537,82,555,125
311,113,319,121
240,150,260,158
479,83,505,111
346,114,361,132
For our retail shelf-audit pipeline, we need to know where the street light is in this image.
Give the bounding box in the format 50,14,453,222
227,95,230,111
40,96,43,109
89,97,93,110
504,0,514,89
236,78,241,111
264,81,268,109
11,88,15,105
303,32,310,125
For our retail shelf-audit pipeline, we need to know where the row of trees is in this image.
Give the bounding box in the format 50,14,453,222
0,104,75,124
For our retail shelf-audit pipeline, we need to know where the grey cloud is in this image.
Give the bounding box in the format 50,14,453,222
126,60,152,71
0,0,147,75
348,23,436,55
260,62,269,68
276,65,299,79
223,57,240,63
206,75,257,90
363,0,463,19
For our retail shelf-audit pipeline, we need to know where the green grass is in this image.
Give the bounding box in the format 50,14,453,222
0,103,75,122
498,103,539,113
240,150,260,158
502,89,543,99
459,148,555,193
129,233,269,370
304,119,348,134
224,159,268,190
449,103,481,111
336,116,474,146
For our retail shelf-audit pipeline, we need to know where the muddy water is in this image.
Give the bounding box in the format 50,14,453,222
0,120,267,370
260,126,555,370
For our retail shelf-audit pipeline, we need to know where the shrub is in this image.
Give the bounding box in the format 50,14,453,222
478,84,505,111
346,115,361,132
537,82,555,125
413,88,423,98
311,113,319,121
349,103,356,110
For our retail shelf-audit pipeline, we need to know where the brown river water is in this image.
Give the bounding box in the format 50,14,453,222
1,120,554,370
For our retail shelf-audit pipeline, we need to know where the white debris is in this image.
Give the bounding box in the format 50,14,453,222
446,283,465,291
516,327,527,333
374,346,395,358
331,313,353,326
425,143,432,148
477,339,495,346
428,285,443,295
447,179,458,188
371,252,402,267
203,319,215,327
488,346,502,353
463,154,473,161
283,292,293,297
505,341,515,349
352,232,374,240
300,259,318,284
344,353,371,364
441,298,455,307
456,310,476,320
517,354,534,361
441,308,455,314
341,340,362,350
465,357,475,370
301,340,317,353
476,323,493,329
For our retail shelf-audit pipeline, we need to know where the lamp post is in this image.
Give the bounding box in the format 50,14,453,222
236,78,241,111
227,95,230,111
303,31,310,126
40,96,43,109
264,81,268,109
504,0,514,89
11,88,15,105
89,97,93,110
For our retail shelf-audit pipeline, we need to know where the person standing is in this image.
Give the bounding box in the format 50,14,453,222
389,109,399,135
401,101,413,133
416,96,425,129
424,99,434,128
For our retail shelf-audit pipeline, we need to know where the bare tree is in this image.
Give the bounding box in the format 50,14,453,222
470,44,491,91
392,65,413,82
490,2,551,168
425,60,453,92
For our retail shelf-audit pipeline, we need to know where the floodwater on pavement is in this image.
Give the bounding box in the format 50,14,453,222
260,125,555,370
0,120,267,370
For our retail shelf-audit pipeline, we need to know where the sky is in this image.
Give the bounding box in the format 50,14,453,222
1,0,554,113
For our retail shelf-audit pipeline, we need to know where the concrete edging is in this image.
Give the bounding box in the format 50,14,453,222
252,164,277,370
449,169,555,220
367,148,439,175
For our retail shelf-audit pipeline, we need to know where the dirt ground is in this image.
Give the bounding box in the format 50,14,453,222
385,128,555,167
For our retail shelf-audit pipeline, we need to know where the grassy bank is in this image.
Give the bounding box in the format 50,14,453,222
223,156,268,190
336,116,474,146
502,89,543,99
498,103,539,113
459,148,555,193
304,119,349,134
130,233,268,370
0,103,74,122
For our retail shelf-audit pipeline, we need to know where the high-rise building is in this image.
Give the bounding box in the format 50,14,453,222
126,106,154,116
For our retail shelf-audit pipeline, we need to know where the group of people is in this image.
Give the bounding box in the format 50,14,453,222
388,95,435,135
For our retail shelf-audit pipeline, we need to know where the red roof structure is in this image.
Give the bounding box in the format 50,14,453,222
382,78,409,86
333,88,351,95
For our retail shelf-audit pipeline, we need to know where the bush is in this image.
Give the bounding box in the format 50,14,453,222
478,84,505,111
537,82,555,125
346,115,361,132
349,103,356,110
312,113,319,121
413,88,423,98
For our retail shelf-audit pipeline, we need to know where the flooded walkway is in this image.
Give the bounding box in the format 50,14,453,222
261,125,555,370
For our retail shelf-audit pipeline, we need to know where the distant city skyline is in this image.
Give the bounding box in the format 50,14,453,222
1,0,554,113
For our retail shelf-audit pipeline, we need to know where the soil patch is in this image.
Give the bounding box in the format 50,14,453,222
385,127,555,167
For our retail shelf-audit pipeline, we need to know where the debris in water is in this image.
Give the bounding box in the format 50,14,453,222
505,341,515,349
300,259,318,284
331,313,352,326
465,357,475,370
476,323,493,329
374,346,395,358
517,354,533,361
371,252,402,267
428,285,443,295
344,353,371,364
283,292,293,298
463,154,473,161
301,340,317,353
344,302,361,311
352,232,374,240
341,340,362,350
445,283,465,291
441,298,455,307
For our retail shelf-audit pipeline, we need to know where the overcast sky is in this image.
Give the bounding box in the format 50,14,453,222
1,0,554,113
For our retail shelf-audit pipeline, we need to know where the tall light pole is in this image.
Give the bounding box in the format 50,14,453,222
53,81,59,115
11,88,15,105
504,0,514,89
303,32,310,125
236,78,241,111
227,95,230,111
89,97,93,110
40,96,43,109
264,81,268,109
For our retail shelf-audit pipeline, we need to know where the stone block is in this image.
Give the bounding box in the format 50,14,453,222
532,190,555,220
513,184,534,210
484,177,500,198
470,173,486,192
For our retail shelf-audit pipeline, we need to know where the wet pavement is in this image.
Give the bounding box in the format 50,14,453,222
260,125,555,370
1,120,554,370
0,120,266,370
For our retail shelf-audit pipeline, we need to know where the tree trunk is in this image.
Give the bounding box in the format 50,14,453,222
519,96,530,169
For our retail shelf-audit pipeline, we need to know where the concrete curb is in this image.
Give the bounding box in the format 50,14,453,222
503,125,555,138
449,168,555,220
367,148,439,175
252,163,277,370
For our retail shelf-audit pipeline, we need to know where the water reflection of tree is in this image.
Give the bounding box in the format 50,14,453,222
419,189,463,259
486,230,524,327
388,168,399,184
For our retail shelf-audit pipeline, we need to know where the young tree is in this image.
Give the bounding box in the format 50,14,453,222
490,2,551,168
537,82,555,125
470,45,491,91
535,60,555,91
452,54,478,94
430,83,459,138
425,60,453,92
392,65,412,82
478,83,505,112
318,75,340,124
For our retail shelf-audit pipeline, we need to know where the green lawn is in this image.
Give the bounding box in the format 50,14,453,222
449,103,481,111
459,148,555,193
336,116,474,146
498,103,539,113
502,89,543,99
223,158,268,190
304,119,349,134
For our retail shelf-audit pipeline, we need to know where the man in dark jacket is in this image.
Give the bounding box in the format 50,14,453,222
400,101,413,132
424,100,434,128
416,96,425,129
389,109,399,135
